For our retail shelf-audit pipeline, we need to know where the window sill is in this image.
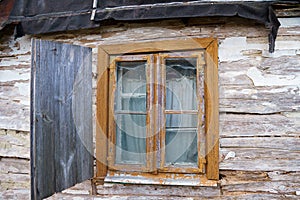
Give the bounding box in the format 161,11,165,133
104,171,218,187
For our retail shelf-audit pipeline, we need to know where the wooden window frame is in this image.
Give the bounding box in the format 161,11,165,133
95,38,219,185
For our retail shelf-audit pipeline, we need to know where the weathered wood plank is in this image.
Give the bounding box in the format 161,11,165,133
220,137,300,171
0,189,30,200
220,148,299,162
0,157,30,192
0,173,30,191
220,137,300,151
267,171,300,182
220,159,300,172
31,39,93,200
222,181,300,195
220,170,269,185
220,113,300,137
0,130,30,159
96,184,220,197
220,194,300,200
220,171,300,185
219,55,300,86
0,157,29,174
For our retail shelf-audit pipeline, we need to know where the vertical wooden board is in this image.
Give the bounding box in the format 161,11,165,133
31,39,93,200
96,47,109,181
205,39,219,180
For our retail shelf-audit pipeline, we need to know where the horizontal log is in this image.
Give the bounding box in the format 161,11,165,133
222,181,300,195
220,113,300,137
0,189,30,200
0,130,30,159
220,137,300,151
0,173,30,191
220,148,299,163
60,180,91,195
220,170,269,185
219,55,299,84
220,159,300,172
220,171,300,185
220,137,300,171
267,171,300,182
0,157,30,174
96,184,220,197
220,193,299,200
46,193,300,200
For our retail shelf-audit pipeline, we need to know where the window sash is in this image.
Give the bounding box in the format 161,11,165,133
108,55,156,172
158,51,206,173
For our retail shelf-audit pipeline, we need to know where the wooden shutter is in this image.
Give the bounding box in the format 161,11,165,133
31,39,93,200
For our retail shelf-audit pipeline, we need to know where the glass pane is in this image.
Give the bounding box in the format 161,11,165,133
166,114,198,128
116,61,147,112
121,96,146,112
165,130,198,165
115,114,146,164
166,58,197,110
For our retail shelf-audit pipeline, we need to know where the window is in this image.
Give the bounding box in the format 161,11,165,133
96,38,219,186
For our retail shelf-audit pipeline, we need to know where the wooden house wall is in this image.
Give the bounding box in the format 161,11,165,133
0,16,299,199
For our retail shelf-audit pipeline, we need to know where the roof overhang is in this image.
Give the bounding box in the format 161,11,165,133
1,1,299,52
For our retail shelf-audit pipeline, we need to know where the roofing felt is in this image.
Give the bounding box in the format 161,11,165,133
1,1,299,52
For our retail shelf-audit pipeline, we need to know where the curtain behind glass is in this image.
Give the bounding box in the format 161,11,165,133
165,58,198,166
115,61,147,164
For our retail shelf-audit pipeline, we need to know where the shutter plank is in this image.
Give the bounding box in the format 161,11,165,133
31,39,93,200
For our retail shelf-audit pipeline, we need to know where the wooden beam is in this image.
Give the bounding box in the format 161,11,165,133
205,39,219,180
96,47,109,183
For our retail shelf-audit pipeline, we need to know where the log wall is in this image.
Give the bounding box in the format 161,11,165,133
0,16,299,199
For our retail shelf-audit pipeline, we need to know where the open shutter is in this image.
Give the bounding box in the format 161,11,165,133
31,39,93,200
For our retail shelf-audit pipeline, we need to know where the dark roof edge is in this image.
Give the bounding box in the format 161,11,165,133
3,1,299,52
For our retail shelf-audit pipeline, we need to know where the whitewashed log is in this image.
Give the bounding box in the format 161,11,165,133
267,171,300,182
220,170,269,185
0,173,30,191
0,157,29,174
220,159,300,172
0,189,30,200
96,184,220,197
0,31,31,131
220,113,300,137
222,181,300,195
61,180,92,195
221,137,300,151
220,194,299,200
220,148,299,163
0,158,30,193
0,130,30,159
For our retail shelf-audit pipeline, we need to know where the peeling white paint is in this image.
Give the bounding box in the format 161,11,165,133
274,41,300,50
224,151,236,160
219,37,267,62
278,18,300,28
219,37,247,62
247,67,300,86
0,70,30,82
262,49,297,57
14,82,30,106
